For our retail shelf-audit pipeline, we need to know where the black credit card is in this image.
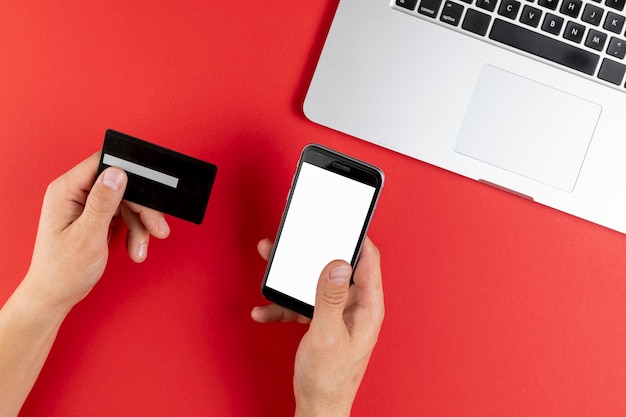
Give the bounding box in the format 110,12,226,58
97,130,217,224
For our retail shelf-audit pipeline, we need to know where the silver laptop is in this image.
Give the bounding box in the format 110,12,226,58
304,0,626,233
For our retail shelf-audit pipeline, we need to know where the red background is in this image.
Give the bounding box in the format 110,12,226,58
1,1,626,416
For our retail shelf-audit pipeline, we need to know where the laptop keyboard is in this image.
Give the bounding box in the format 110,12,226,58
392,0,626,90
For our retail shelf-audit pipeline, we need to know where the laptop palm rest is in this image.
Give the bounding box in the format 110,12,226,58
454,65,601,192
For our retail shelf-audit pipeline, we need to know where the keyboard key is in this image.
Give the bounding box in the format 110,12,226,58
603,11,625,33
607,36,626,58
564,21,586,42
396,0,419,10
542,13,565,34
585,28,608,49
605,0,626,11
462,8,492,34
440,1,465,25
418,0,444,17
581,4,604,25
520,4,543,26
477,0,498,12
598,58,626,84
498,0,522,18
538,0,559,10
560,0,582,16
489,18,600,75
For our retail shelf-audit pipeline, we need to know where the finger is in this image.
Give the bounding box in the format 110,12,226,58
123,201,170,239
310,260,352,329
350,237,385,330
251,304,311,324
257,238,273,261
65,151,102,200
353,237,383,292
75,167,127,240
42,152,103,231
120,204,150,263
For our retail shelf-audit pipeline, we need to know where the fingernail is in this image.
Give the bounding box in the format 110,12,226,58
136,243,148,260
158,218,170,235
102,168,124,191
329,266,351,285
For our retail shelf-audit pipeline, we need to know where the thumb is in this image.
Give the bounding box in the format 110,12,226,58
312,260,352,326
79,167,127,236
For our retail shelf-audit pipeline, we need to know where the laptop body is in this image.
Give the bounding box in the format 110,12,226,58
304,0,626,233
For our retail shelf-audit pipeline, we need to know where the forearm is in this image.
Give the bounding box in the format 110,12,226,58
0,279,69,417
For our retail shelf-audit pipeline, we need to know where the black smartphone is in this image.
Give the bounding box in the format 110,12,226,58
261,144,384,318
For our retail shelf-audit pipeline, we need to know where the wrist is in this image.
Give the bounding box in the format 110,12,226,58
294,393,352,417
294,404,352,417
13,274,73,327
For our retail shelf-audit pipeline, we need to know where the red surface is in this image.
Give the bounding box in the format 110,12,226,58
1,1,626,416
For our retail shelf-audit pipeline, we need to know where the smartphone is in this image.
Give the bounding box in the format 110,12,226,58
261,144,384,318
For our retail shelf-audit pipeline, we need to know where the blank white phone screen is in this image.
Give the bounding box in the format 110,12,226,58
266,162,376,306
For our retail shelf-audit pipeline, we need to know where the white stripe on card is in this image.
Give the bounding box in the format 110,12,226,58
102,153,179,188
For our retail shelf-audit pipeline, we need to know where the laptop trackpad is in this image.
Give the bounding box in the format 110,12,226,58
454,65,601,192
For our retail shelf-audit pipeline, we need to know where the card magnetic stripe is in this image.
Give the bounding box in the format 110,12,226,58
102,153,179,188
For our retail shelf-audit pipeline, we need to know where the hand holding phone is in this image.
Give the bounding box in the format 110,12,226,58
261,144,384,318
253,236,385,416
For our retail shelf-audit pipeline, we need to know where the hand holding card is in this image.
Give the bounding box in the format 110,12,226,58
97,130,218,224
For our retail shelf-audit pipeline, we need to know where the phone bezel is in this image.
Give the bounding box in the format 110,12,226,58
261,144,384,318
